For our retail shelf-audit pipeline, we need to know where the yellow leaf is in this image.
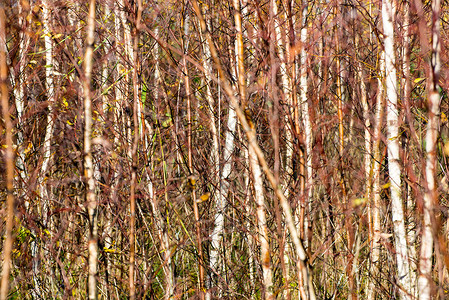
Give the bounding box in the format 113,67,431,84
92,110,99,121
188,177,196,188
388,135,400,141
382,182,391,189
12,249,21,257
414,77,425,83
24,142,33,155
197,192,211,204
441,112,447,123
352,198,367,207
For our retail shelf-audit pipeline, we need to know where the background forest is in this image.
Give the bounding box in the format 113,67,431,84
0,0,448,299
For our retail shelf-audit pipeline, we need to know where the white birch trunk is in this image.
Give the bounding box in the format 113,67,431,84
83,1,98,298
14,2,38,297
382,0,412,298
100,3,113,297
235,1,274,297
357,43,370,300
14,1,31,185
204,14,238,295
190,1,315,297
148,175,174,298
418,0,441,298
103,3,126,297
118,0,137,162
299,1,313,251
367,51,385,300
102,2,111,120
401,2,417,296
40,2,58,295
271,2,294,296
243,147,256,297
248,144,274,299
272,0,294,183
41,0,55,221
67,1,82,83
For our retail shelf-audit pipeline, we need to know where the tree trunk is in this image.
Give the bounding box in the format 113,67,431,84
129,1,142,298
367,51,385,300
183,4,205,297
191,2,315,298
382,0,412,298
0,7,16,300
418,0,441,298
299,0,313,260
205,17,237,297
83,1,98,298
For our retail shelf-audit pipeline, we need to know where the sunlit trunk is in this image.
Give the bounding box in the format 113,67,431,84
129,2,142,298
0,8,15,300
248,143,274,299
205,19,237,299
418,0,441,298
13,0,30,188
367,51,385,300
382,0,412,298
298,0,313,259
38,1,58,295
356,37,370,300
41,0,55,226
233,1,274,297
401,1,417,296
83,0,98,298
182,5,205,297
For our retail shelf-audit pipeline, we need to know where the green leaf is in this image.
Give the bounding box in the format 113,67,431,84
141,85,147,105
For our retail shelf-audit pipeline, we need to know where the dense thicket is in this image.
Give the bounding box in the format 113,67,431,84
1,0,449,299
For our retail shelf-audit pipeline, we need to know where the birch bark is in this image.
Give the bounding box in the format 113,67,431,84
367,51,385,300
129,2,142,298
14,0,30,186
204,8,237,295
270,1,291,294
401,1,417,296
182,5,205,297
418,0,441,298
37,2,57,294
13,1,40,297
356,36,370,300
101,2,114,298
83,0,98,298
299,0,313,257
40,0,55,225
382,0,412,298
234,0,274,297
191,1,315,298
